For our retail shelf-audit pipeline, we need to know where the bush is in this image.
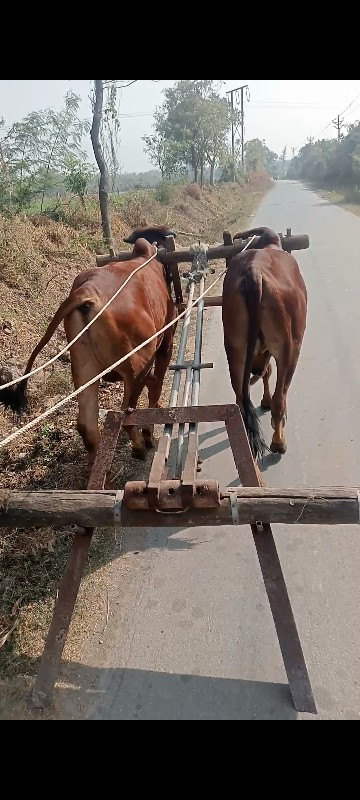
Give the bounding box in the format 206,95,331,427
218,158,245,185
185,182,202,200
155,180,176,204
345,186,360,204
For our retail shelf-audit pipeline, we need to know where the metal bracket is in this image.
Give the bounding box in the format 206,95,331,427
114,491,122,523
169,362,213,371
255,521,264,533
229,489,239,525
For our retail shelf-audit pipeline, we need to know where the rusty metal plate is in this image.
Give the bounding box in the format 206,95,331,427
124,404,240,427
124,479,220,511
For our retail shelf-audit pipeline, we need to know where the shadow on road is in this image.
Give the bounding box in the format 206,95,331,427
200,436,230,461
199,426,226,444
55,662,297,720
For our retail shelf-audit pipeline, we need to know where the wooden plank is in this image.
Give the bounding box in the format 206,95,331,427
2,487,359,529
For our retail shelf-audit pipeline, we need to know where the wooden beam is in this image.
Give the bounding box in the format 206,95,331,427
0,487,359,529
95,234,310,268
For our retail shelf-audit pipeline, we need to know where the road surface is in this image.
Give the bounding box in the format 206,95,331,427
59,182,360,720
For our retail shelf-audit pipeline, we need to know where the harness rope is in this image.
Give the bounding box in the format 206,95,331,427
0,237,255,450
0,248,158,392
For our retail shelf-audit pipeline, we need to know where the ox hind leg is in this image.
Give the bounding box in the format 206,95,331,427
72,362,100,467
224,342,246,414
225,342,265,484
122,348,167,459
122,368,149,460
143,331,174,449
65,318,101,467
270,345,300,455
251,350,272,410
261,361,273,410
76,382,100,467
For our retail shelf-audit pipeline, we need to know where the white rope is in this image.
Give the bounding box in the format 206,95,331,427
0,248,158,391
0,270,226,449
0,235,256,451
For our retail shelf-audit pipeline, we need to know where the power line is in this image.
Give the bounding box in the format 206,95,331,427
249,102,338,109
339,90,360,117
118,112,154,118
343,101,360,120
294,87,360,150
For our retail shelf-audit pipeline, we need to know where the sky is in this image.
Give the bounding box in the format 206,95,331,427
1,80,360,172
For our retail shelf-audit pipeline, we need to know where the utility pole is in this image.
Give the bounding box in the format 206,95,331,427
226,84,250,180
333,114,344,141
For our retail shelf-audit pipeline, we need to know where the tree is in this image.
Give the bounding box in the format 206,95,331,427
352,143,360,181
266,148,279,177
0,92,89,213
63,156,94,207
143,132,187,179
245,138,278,174
287,124,360,186
90,80,114,252
90,80,161,251
147,80,229,186
102,83,121,192
218,144,244,184
203,95,232,185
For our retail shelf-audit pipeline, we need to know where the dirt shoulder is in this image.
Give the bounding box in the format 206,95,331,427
0,175,271,719
313,187,360,218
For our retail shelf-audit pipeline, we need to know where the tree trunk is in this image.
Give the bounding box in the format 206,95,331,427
90,80,114,253
210,162,215,186
200,158,204,188
191,144,198,183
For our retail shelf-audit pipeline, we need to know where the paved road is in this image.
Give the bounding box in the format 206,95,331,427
59,182,360,720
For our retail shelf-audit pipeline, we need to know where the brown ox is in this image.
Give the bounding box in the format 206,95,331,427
1,232,176,464
222,227,307,459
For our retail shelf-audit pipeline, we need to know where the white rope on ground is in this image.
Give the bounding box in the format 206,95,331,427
0,235,256,451
0,248,158,391
0,270,226,450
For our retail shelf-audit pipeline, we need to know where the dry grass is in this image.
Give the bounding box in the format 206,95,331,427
0,175,271,712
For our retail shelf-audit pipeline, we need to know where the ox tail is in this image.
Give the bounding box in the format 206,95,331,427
234,227,281,248
0,288,94,414
241,270,268,460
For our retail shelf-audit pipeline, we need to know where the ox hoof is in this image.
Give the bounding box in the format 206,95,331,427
132,447,146,461
270,441,287,455
261,398,272,411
